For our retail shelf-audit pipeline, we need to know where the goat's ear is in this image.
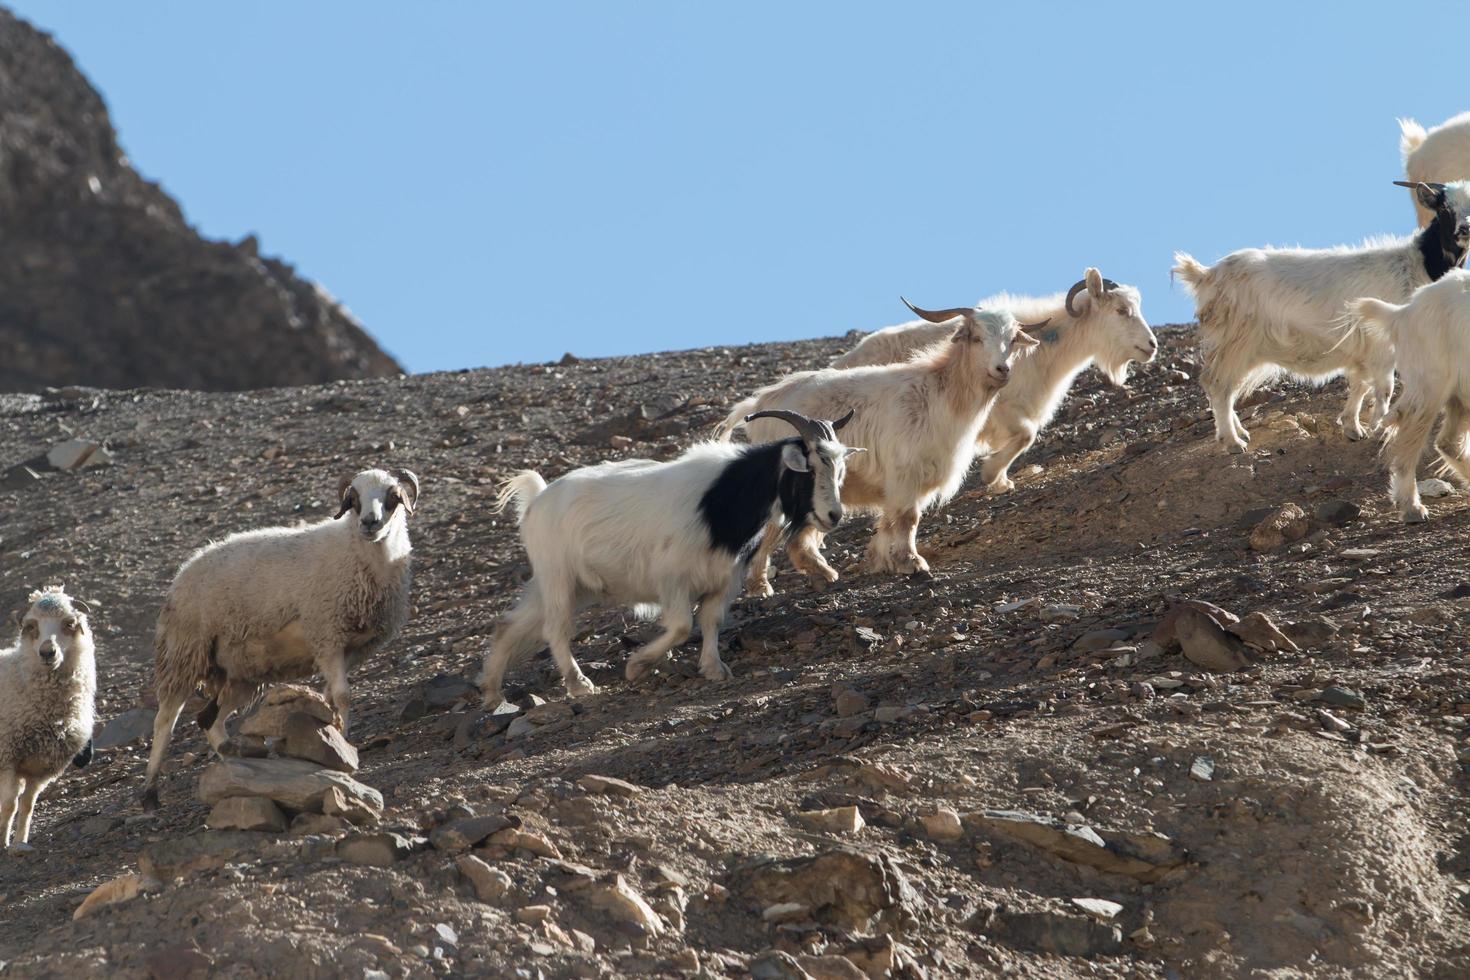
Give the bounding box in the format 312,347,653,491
1413,181,1447,211
71,598,91,617
1013,330,1041,350
780,442,811,473
950,321,976,344
396,469,420,514
1085,267,1105,298
844,446,867,458
335,475,357,519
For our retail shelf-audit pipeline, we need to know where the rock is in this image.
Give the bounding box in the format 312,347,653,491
420,674,480,711
989,907,1123,958
290,813,351,837
968,810,1186,883
749,951,815,980
206,796,288,832
743,848,921,933
322,785,382,826
1073,628,1129,653
282,712,359,772
1152,599,1238,649
336,831,427,867
1040,603,1082,622
1313,499,1361,526
1316,686,1366,710
1071,898,1124,920
506,716,537,739
73,873,154,920
486,827,562,859
585,873,664,936
524,701,574,725
143,945,213,980
1317,709,1352,733
430,814,517,852
93,706,155,749
1339,547,1380,560
1419,478,1456,499
578,774,643,798
238,684,335,738
1283,616,1339,649
139,831,262,880
833,688,871,718
457,854,514,903
1,464,42,489
794,954,868,980
197,757,383,814
1189,756,1215,781
516,904,554,924
1249,503,1308,551
1226,611,1300,652
762,901,811,923
796,806,865,835
47,439,112,470
920,807,965,841
1175,608,1255,672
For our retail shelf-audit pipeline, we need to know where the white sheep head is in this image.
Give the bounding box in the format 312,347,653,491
17,585,92,675
336,468,421,542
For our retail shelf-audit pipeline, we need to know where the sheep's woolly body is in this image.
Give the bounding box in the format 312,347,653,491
0,588,96,847
154,515,411,703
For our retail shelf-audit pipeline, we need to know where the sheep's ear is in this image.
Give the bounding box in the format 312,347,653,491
1085,267,1105,298
335,476,357,519
396,469,420,514
781,442,811,473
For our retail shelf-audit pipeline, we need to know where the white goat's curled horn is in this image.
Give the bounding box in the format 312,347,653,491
901,297,974,324
743,408,843,445
1064,277,1122,317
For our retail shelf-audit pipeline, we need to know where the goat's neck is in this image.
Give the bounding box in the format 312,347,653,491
1416,215,1468,282
933,344,1000,421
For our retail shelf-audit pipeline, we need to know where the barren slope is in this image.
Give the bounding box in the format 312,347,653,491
1,327,1468,978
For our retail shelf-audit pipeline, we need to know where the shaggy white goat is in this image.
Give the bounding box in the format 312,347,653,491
718,299,1043,589
1173,180,1470,454
1347,270,1470,521
833,269,1156,492
1400,114,1470,227
141,467,419,809
478,410,859,708
0,587,96,850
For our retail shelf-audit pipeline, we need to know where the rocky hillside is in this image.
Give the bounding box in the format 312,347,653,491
1,326,1469,978
0,8,401,393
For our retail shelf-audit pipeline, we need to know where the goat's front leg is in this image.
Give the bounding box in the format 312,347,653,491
786,524,839,586
694,590,733,682
979,423,1036,493
625,595,692,681
889,505,929,575
865,513,896,572
744,520,783,597
1338,375,1372,441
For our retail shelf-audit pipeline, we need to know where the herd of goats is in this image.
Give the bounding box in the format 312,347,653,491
5,113,1470,854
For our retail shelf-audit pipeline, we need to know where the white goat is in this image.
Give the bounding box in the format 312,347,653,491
1347,270,1470,522
142,467,419,809
0,587,96,850
718,299,1043,589
1400,114,1470,227
833,269,1156,492
1173,180,1470,454
478,411,859,708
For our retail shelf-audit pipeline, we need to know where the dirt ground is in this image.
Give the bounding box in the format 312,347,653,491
1,325,1468,978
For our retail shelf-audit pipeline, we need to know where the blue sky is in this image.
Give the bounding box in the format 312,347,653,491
12,2,1460,373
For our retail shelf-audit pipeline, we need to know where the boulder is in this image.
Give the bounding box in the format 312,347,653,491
237,684,335,738
1175,608,1255,672
968,810,1186,883
93,707,156,749
336,831,427,867
282,712,359,772
742,848,921,933
197,757,382,814
206,796,288,833
1249,503,1309,551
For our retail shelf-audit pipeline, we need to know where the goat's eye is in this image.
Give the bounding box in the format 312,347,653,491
22,622,36,637
63,619,78,634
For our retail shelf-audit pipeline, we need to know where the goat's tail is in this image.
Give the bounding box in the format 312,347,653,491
713,395,759,442
1170,252,1211,294
1399,117,1428,161
1343,296,1404,348
494,471,548,524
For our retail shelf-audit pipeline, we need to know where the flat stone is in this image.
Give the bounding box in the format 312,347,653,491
1283,617,1339,648
968,810,1185,883
516,904,554,924
1071,898,1124,920
762,901,810,923
93,707,155,749
742,848,921,933
139,831,263,880
1175,608,1254,672
423,673,479,711
1073,628,1129,653
1316,686,1366,710
457,854,513,903
336,831,427,867
506,716,537,739
206,796,287,833
1189,756,1215,782
47,438,111,470
238,684,335,738
1152,599,1238,649
1313,499,1361,526
578,774,643,798
796,806,865,835
585,874,664,936
990,907,1123,958
197,757,382,814
920,807,964,841
833,689,871,718
430,814,517,852
1227,611,1299,652
486,827,562,859
282,712,359,772
290,813,351,837
1418,478,1455,499
73,873,151,921
322,785,381,826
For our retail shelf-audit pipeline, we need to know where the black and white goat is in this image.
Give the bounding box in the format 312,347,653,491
478,410,860,707
1174,181,1470,453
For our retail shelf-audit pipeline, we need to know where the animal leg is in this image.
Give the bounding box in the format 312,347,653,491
207,680,263,753
1368,370,1396,431
479,591,550,708
695,590,733,682
315,651,352,737
625,592,693,681
979,425,1036,493
786,524,838,586
12,776,50,848
1387,406,1436,522
0,770,18,848
1338,374,1372,441
541,587,596,697
141,688,189,811
1201,359,1250,453
891,505,930,575
865,513,896,572
743,520,783,597
1435,398,1470,485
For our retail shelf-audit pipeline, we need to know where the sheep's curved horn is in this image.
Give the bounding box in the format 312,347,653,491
901,297,974,324
744,408,836,446
396,469,420,513
1064,279,1089,317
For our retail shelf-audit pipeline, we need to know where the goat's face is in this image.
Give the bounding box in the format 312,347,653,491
336,468,421,542
1411,181,1470,253
1091,285,1156,385
16,587,90,675
781,438,862,532
955,310,1040,386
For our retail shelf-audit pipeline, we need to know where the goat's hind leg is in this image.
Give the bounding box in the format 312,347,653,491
534,581,597,698
207,679,263,753
1386,405,1436,522
0,770,19,848
1339,373,1373,441
1201,355,1251,453
625,587,693,682
1435,397,1470,486
140,686,189,811
891,505,930,575
479,592,552,708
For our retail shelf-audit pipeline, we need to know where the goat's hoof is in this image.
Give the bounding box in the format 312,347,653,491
1403,505,1429,524
746,580,775,598
701,662,734,682
140,787,160,812
1223,441,1246,455
216,736,245,758
566,675,598,697
987,477,1015,494
7,843,35,855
